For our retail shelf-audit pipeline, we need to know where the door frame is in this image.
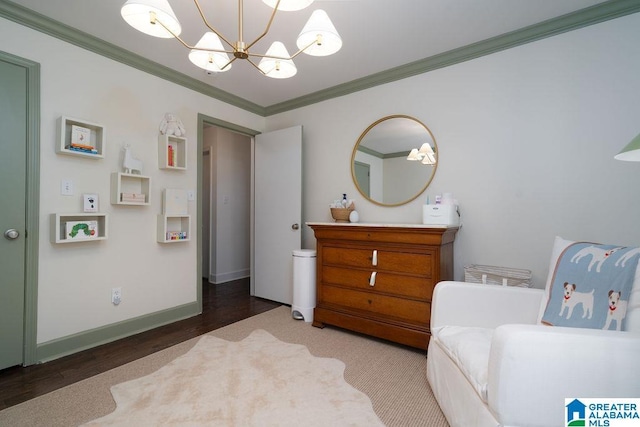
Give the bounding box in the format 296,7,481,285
1,50,40,366
197,113,259,300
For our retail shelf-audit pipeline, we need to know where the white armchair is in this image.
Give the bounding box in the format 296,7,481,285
427,237,640,427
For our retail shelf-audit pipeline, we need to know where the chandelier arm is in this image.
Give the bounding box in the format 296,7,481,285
193,0,235,50
152,18,201,50
172,35,234,55
245,37,316,61
219,56,238,72
247,52,289,60
286,37,319,59
244,0,281,51
246,58,268,75
153,16,236,55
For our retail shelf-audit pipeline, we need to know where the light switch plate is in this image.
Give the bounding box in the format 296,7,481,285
187,190,196,201
61,179,73,196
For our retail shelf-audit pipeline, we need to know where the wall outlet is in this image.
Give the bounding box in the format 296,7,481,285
112,287,122,306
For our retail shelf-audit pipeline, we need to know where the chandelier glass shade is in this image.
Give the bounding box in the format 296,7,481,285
258,42,297,78
614,132,640,161
407,143,436,165
120,0,342,78
188,32,232,72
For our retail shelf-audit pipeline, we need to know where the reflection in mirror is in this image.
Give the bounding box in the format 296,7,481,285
351,115,438,206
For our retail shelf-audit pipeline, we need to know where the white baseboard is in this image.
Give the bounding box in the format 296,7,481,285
209,268,250,284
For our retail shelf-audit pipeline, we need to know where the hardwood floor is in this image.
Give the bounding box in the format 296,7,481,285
0,278,281,410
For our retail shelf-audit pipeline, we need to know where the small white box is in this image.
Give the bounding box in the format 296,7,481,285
422,204,459,226
163,189,188,214
65,220,99,240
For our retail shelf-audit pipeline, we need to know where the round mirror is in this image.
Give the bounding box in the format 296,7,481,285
351,115,438,206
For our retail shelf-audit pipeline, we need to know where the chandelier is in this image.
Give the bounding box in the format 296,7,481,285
407,143,436,165
120,0,342,79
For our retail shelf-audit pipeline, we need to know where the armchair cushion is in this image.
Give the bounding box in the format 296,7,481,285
540,237,640,331
432,326,492,402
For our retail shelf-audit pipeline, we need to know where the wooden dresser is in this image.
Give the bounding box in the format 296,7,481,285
307,223,457,350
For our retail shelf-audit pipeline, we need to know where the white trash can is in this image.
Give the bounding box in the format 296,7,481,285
292,249,316,322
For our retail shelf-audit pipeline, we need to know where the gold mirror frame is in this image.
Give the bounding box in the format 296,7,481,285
351,115,438,207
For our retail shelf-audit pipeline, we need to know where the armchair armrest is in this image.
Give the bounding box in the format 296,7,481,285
430,281,544,330
488,324,640,427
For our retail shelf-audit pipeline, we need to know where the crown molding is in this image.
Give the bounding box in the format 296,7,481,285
0,0,266,116
2,0,639,117
265,0,640,115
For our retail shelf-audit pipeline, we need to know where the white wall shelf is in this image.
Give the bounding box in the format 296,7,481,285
50,213,108,243
56,116,105,159
110,172,151,206
158,134,187,170
157,214,190,243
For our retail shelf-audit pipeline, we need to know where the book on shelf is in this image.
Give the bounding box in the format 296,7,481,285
120,192,146,203
66,145,98,154
65,220,99,240
71,125,92,147
166,231,188,240
168,144,178,167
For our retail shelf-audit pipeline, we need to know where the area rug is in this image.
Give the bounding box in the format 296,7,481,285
82,329,384,426
0,306,448,426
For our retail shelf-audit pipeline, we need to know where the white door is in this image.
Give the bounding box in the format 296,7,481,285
254,126,302,304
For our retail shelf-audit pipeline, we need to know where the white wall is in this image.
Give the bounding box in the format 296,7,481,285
0,17,265,344
267,13,640,288
2,10,640,347
383,156,433,205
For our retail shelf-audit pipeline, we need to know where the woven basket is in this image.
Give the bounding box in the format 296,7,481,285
330,203,355,223
464,264,532,288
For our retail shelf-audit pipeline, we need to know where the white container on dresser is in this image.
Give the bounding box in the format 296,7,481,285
307,223,458,350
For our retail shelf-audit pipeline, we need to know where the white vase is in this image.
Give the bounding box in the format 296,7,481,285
349,210,359,223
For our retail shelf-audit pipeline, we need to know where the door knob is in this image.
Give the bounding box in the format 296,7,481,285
291,223,300,230
4,229,19,240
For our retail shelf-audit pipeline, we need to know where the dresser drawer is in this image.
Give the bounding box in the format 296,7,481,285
309,223,457,350
322,266,433,300
320,285,430,325
323,246,434,276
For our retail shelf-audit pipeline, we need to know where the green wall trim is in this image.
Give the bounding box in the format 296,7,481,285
1,0,638,117
0,0,266,116
264,0,640,115
36,302,201,363
24,54,40,366
357,145,382,159
385,151,410,160
199,113,261,137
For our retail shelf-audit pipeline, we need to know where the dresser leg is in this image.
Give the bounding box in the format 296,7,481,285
312,320,325,328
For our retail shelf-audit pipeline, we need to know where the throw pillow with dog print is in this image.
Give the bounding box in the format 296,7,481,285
541,242,640,330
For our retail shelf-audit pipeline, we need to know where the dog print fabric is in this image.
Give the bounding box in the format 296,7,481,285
541,242,640,330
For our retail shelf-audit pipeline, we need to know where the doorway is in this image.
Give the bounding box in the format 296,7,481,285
196,115,303,305
0,51,40,368
201,123,252,285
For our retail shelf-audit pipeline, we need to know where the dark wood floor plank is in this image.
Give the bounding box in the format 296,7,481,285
0,278,281,410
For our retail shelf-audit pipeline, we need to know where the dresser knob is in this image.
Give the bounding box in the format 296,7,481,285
369,271,377,286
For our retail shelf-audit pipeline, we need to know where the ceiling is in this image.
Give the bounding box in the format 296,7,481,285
3,0,629,113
